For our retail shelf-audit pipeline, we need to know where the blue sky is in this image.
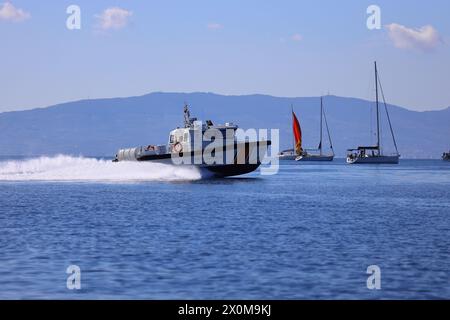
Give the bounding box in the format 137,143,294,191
1,0,449,112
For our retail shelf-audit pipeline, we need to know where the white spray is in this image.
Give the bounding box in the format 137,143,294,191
0,155,202,182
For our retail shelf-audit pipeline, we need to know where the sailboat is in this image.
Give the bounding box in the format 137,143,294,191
346,62,400,164
278,97,334,161
296,97,334,161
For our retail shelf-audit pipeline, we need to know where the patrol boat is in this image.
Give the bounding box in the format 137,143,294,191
113,105,271,177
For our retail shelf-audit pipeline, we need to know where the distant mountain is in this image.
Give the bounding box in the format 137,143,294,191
0,92,449,158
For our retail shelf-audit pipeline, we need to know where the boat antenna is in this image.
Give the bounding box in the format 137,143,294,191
184,102,191,128
377,71,400,156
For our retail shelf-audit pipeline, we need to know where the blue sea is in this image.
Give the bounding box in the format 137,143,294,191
0,156,449,299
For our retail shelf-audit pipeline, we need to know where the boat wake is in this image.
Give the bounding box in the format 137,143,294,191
0,155,202,182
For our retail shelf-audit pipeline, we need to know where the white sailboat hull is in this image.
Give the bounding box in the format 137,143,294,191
296,155,334,162
346,155,400,164
278,153,297,160
279,153,334,161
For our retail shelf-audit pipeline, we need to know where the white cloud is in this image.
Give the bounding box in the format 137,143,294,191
0,2,30,22
291,34,303,42
96,7,132,30
385,23,442,52
207,23,223,30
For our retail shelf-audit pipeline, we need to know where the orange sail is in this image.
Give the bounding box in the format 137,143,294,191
292,111,303,155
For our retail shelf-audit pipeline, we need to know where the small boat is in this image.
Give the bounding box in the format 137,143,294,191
278,97,334,162
443,151,450,161
347,62,400,164
113,105,271,177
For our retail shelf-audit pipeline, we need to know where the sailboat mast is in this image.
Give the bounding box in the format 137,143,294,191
320,97,323,155
291,104,295,152
375,61,380,152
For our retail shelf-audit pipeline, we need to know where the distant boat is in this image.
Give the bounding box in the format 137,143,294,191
347,62,400,164
443,151,450,161
278,97,334,161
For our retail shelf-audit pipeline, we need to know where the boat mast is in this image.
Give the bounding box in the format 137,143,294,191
375,61,381,153
319,97,323,155
291,104,295,153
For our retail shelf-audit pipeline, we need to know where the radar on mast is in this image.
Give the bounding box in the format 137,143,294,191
183,103,197,128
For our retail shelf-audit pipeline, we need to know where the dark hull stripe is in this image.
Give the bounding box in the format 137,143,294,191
205,164,261,177
137,154,172,161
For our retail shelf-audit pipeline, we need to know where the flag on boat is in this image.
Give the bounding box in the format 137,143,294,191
292,111,303,155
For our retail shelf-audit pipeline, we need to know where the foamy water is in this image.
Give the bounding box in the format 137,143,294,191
0,155,201,182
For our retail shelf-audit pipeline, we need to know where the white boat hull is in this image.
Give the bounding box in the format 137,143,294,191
296,155,334,162
279,153,334,162
278,154,297,161
347,155,400,164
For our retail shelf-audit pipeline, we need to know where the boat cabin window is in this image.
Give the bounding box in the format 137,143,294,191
170,135,174,143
